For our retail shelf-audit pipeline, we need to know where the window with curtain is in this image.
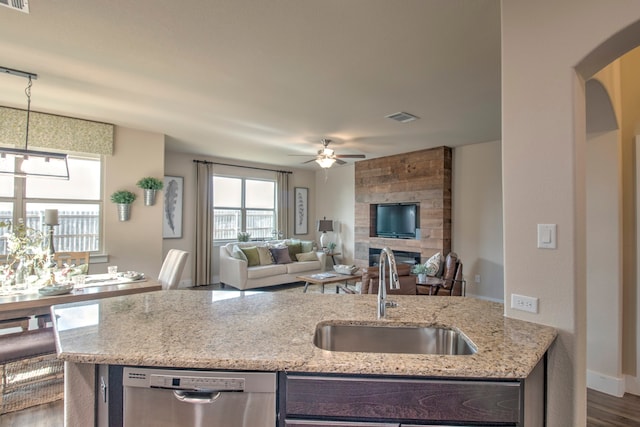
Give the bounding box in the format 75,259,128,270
213,176,276,240
0,155,103,254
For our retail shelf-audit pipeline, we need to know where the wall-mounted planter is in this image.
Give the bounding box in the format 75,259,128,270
111,190,137,222
143,189,158,206
137,177,164,207
117,203,132,222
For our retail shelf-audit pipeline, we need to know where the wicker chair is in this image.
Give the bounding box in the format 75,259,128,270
0,328,63,414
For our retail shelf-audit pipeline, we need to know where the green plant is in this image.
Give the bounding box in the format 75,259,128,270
411,263,429,275
110,190,137,204
136,177,164,190
237,231,251,242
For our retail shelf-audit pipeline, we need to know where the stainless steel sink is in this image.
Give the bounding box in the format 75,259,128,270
313,323,476,355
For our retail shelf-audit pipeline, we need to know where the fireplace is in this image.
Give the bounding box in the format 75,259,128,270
369,248,421,266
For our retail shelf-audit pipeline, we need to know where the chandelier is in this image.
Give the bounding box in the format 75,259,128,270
0,66,70,180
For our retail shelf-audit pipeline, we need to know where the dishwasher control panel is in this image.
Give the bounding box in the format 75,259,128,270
149,374,245,391
122,367,276,393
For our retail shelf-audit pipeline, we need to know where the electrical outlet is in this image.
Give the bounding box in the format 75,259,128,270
511,294,539,314
474,274,481,284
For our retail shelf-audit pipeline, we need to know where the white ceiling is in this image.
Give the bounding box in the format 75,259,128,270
0,0,501,169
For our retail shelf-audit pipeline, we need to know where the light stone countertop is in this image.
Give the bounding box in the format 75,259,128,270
52,290,557,379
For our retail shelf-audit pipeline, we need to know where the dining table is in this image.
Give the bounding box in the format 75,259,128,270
0,273,162,324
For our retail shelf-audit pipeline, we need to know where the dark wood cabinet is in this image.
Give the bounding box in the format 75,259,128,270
279,358,545,426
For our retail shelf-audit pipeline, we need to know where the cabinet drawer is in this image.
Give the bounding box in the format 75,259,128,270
283,374,521,424
285,421,398,426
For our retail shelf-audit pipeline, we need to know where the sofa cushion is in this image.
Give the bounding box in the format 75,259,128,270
256,246,274,265
270,246,292,264
247,264,287,279
231,245,248,261
286,260,322,274
296,251,317,262
240,246,260,267
287,241,303,260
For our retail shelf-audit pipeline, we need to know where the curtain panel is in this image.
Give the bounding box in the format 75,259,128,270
194,162,214,285
276,171,290,238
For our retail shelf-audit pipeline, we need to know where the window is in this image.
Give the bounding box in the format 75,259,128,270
0,155,103,254
213,176,275,240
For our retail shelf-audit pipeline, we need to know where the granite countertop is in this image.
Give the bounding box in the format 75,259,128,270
52,290,557,379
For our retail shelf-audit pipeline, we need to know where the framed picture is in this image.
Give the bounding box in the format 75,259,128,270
294,187,308,235
163,176,183,239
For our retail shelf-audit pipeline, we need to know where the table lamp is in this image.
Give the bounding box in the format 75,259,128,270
44,209,59,268
317,217,333,249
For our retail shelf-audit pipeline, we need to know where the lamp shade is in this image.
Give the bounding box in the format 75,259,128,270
318,218,333,233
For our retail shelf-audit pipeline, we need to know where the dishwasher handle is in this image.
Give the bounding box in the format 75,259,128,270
173,390,221,404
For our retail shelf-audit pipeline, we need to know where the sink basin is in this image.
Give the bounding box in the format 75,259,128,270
313,323,476,355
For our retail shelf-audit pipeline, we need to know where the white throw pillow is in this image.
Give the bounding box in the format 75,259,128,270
231,245,248,261
425,252,442,276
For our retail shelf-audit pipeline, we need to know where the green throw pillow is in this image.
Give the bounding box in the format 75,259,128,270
240,246,260,267
287,241,302,260
301,240,314,253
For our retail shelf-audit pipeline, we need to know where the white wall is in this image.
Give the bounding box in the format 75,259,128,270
315,165,355,266
452,141,504,302
103,126,165,278
586,130,623,396
502,2,640,425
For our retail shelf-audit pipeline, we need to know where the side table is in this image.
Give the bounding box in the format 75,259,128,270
324,252,341,266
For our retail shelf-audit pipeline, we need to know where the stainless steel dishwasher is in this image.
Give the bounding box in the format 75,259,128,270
122,367,276,427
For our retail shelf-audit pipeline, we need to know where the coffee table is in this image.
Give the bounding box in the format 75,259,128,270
297,272,362,293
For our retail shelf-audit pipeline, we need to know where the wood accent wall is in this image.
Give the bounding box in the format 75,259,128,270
354,146,452,267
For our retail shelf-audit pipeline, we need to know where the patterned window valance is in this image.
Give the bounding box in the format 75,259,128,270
0,106,114,155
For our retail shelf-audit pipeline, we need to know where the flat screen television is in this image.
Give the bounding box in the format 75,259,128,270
375,203,418,238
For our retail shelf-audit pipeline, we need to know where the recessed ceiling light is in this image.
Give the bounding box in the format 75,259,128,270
385,112,419,123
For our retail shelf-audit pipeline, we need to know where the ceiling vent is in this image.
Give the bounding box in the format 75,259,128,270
0,0,29,13
385,111,419,123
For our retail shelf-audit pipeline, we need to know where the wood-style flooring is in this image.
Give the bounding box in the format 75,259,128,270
0,389,638,426
587,388,640,426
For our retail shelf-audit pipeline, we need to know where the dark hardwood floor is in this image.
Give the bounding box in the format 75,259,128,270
0,388,638,426
587,389,640,426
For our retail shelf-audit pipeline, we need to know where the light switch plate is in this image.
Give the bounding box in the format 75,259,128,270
537,224,557,249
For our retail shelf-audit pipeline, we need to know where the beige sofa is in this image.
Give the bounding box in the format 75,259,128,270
219,240,326,290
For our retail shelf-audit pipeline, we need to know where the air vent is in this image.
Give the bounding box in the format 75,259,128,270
0,0,29,13
385,111,419,123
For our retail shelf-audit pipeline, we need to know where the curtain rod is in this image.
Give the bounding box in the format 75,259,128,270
193,159,292,174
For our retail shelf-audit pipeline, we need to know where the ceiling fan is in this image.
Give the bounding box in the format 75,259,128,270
292,139,365,168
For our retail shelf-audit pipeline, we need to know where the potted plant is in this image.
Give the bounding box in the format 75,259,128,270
136,177,164,206
411,263,430,283
111,190,137,221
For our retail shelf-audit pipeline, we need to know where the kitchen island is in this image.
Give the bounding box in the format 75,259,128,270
52,290,557,426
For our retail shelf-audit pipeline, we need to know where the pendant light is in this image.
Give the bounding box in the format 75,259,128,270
0,66,70,180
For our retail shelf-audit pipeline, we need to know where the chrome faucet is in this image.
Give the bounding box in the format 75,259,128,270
378,247,400,318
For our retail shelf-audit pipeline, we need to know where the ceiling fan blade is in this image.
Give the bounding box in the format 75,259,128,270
302,158,317,164
336,154,365,159
335,158,347,165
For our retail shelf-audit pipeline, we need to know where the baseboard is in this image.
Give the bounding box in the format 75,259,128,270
587,370,625,397
625,375,640,396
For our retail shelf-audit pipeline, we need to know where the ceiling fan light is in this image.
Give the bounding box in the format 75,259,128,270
316,157,336,168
